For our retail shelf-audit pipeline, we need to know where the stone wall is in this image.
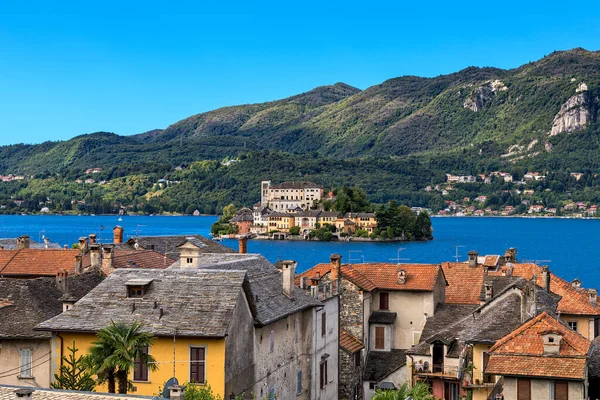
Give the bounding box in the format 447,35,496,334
339,349,363,400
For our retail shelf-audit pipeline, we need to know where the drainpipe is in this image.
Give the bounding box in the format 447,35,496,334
408,354,415,388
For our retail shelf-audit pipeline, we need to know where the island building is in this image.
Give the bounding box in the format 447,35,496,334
260,181,323,212
36,245,339,400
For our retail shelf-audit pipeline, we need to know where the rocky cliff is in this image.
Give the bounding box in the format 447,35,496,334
549,83,591,136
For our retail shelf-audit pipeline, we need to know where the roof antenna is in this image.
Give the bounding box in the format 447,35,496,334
454,245,465,262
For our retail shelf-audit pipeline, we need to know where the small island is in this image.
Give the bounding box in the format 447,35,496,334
211,181,432,242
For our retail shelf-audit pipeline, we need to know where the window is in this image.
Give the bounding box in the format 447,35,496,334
133,346,149,381
354,351,361,368
517,378,531,400
20,349,32,378
552,381,568,400
319,360,328,389
379,292,389,310
269,330,274,353
189,347,205,383
186,257,193,264
375,326,385,349
321,312,326,337
128,286,144,298
568,321,578,331
297,370,302,394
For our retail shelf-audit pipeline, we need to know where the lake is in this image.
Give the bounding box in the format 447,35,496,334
0,215,598,288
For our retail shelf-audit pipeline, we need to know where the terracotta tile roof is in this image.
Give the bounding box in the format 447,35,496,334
298,262,443,292
489,264,600,316
0,249,80,277
340,330,365,353
483,255,499,267
485,355,586,380
441,262,484,304
486,312,590,379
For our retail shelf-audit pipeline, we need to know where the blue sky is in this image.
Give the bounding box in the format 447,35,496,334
0,0,599,146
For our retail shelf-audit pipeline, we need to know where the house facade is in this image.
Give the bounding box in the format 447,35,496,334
261,181,323,212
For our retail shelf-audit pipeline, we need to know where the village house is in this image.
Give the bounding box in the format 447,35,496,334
485,312,591,400
571,172,584,181
267,212,296,234
528,205,544,213
230,210,254,235
297,256,446,399
0,271,104,388
446,174,476,184
260,181,323,212
36,248,337,400
294,210,322,236
85,168,102,174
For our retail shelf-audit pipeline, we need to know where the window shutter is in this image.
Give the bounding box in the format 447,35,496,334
297,370,302,394
134,346,149,381
270,330,274,353
517,378,531,400
380,293,389,310
190,347,206,383
321,312,326,337
375,327,385,349
20,349,31,377
554,381,568,400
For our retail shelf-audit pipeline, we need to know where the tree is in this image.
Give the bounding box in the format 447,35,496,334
51,342,96,391
289,226,300,235
372,382,434,400
87,322,157,394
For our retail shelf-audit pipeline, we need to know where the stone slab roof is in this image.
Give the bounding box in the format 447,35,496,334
0,238,62,250
36,269,247,337
340,330,364,354
369,311,397,325
363,350,406,382
188,255,322,326
121,234,235,260
0,249,80,277
0,385,158,399
0,272,104,339
486,312,590,380
589,336,600,378
82,250,175,270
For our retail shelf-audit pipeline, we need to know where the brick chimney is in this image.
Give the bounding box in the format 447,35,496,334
282,260,297,298
541,266,550,292
238,237,248,254
330,254,342,281
102,245,114,274
78,237,89,254
468,251,478,268
89,234,97,245
113,226,124,244
56,269,68,293
90,244,101,271
17,235,30,249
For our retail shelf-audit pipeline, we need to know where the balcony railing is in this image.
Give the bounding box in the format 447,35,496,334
462,371,497,388
413,364,459,379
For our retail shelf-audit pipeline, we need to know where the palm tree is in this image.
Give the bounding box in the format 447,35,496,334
87,321,157,394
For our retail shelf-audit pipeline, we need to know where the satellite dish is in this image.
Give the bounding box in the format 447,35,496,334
162,377,179,399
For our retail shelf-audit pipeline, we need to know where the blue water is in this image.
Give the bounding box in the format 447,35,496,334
0,215,598,288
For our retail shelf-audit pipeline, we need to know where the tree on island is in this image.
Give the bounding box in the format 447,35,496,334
333,186,372,214
375,201,432,240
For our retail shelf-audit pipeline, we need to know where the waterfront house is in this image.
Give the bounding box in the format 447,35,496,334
294,210,322,236
230,212,254,235
0,271,103,388
260,180,323,212
267,212,296,233
485,312,591,400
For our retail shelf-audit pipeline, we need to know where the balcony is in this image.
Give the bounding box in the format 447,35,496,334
413,363,459,379
462,371,497,389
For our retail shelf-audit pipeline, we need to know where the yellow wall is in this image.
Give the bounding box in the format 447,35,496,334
55,333,226,397
472,343,494,400
562,315,592,339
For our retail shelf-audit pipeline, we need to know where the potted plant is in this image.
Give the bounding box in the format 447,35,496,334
415,359,424,372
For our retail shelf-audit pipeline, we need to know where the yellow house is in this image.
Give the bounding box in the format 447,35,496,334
36,268,255,398
267,213,296,232
345,212,378,233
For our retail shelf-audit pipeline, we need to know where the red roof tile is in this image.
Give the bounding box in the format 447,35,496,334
0,249,80,276
441,262,484,304
486,312,590,379
298,262,443,292
340,330,364,353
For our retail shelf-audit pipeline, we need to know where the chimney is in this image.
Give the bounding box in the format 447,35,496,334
239,237,248,254
56,269,68,293
484,282,493,301
13,388,34,398
113,226,124,244
397,268,406,284
89,234,97,245
169,385,185,400
17,235,30,249
44,237,50,248
102,245,114,274
78,237,89,254
541,266,550,292
282,260,297,298
468,251,478,268
571,278,582,289
90,244,101,271
505,248,517,263
589,289,598,305
75,255,83,274
330,254,342,281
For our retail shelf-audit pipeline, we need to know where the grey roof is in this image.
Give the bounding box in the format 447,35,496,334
36,269,247,337
319,211,341,218
407,279,560,358
231,214,254,222
0,238,62,250
269,181,322,189
0,272,104,339
121,234,235,259
344,212,375,218
295,211,321,217
363,350,406,382
369,311,397,325
178,254,322,326
589,336,600,378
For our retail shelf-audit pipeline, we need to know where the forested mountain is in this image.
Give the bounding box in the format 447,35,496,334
1,48,600,214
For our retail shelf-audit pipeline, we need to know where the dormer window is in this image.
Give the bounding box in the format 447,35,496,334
125,279,153,298
541,331,562,355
